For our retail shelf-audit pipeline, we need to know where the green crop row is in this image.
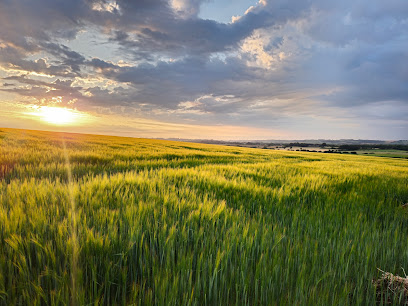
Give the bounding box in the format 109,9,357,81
0,128,407,305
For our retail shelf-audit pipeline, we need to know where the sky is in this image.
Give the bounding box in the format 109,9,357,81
0,0,407,140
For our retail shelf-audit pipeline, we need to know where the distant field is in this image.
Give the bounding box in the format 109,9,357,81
358,149,408,159
233,144,408,159
1,127,408,305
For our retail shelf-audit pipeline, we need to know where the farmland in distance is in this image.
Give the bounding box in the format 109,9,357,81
0,127,407,305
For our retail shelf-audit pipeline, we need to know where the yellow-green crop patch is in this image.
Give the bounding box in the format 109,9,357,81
1,127,407,304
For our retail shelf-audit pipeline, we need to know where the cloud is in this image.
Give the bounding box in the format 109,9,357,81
170,0,209,18
1,75,84,105
0,0,407,139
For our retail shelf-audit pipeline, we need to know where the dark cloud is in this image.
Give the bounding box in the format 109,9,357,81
104,0,311,58
83,55,261,108
3,75,52,87
1,75,84,105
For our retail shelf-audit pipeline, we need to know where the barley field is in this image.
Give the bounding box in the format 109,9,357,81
0,127,407,305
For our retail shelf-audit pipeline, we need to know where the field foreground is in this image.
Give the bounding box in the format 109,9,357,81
0,128,407,305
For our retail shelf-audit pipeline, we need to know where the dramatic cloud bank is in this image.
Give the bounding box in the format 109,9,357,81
0,0,407,139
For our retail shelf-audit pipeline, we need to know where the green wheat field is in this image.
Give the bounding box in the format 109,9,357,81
0,127,407,305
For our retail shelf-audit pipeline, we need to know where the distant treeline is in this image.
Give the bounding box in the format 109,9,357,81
282,143,322,148
279,143,408,151
198,140,408,151
337,144,408,151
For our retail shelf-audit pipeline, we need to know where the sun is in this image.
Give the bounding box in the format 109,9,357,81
27,105,92,126
32,106,83,125
39,107,78,125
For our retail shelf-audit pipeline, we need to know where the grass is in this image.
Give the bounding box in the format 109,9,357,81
0,127,408,305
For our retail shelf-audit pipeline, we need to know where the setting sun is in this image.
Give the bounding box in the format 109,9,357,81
40,107,77,125
28,106,90,126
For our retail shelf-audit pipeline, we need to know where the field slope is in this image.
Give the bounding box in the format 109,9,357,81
1,128,407,305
